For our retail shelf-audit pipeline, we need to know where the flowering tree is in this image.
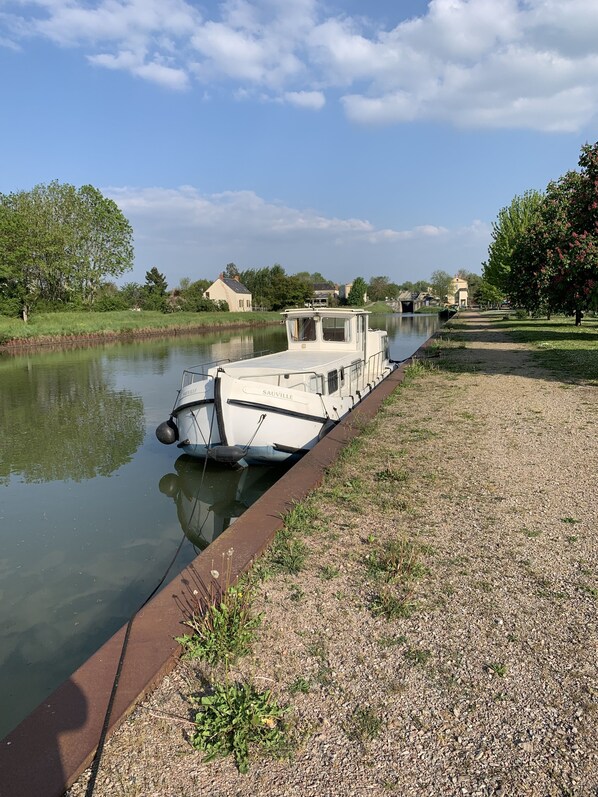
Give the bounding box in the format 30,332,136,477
539,144,598,323
503,142,598,323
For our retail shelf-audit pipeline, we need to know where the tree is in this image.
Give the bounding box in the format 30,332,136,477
347,277,368,306
0,201,35,319
539,144,598,323
368,276,392,302
120,282,144,309
483,191,543,293
176,279,219,312
75,185,134,307
224,263,239,278
94,281,128,312
474,279,504,309
0,181,134,318
505,142,598,322
240,264,311,310
142,267,168,311
430,270,453,304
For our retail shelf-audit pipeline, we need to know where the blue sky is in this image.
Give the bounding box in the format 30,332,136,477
1,0,596,288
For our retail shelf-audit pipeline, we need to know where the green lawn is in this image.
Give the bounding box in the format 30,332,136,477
0,310,280,346
498,315,598,384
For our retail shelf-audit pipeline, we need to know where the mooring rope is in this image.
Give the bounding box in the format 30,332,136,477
84,529,188,797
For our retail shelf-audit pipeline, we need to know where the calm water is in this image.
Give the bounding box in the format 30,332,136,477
0,313,438,738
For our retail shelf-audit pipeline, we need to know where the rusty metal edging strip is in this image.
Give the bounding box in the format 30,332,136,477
0,342,433,797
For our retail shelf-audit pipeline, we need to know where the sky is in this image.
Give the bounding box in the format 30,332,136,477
1,0,597,289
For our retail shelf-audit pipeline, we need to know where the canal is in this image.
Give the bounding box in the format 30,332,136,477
0,313,439,739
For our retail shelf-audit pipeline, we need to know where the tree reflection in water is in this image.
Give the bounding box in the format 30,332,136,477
0,350,144,484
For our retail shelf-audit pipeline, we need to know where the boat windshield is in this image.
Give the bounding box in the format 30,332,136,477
322,316,350,343
289,317,317,342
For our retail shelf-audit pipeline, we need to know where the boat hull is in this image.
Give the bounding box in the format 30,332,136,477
172,366,393,465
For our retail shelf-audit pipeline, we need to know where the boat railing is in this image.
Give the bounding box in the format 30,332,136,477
181,351,271,387
365,350,385,384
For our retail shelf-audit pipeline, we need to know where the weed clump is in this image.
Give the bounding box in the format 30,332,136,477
176,583,261,665
190,680,288,773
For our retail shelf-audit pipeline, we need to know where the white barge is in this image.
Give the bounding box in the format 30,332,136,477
156,307,396,466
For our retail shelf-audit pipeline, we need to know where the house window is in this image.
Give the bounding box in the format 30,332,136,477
239,299,244,308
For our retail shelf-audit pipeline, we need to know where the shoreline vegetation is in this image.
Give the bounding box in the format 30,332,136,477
65,311,597,796
0,310,281,350
0,303,435,350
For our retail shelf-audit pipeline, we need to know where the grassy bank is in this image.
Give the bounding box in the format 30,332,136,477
498,315,598,383
0,310,280,348
439,313,598,384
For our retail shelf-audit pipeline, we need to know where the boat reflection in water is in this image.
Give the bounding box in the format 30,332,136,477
158,455,288,551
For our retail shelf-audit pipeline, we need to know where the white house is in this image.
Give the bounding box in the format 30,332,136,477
204,274,253,312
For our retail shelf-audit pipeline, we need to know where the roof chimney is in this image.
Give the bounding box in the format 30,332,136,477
234,274,240,281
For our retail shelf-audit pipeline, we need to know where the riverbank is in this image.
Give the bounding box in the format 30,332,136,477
0,310,280,350
68,312,597,796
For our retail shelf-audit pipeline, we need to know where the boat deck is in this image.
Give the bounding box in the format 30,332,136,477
224,349,360,375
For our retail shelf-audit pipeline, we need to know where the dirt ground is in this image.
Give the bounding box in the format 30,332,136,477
67,314,597,797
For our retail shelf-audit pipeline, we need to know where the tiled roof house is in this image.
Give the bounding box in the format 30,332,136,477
204,274,253,312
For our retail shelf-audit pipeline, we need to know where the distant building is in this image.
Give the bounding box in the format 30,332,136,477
397,291,435,313
308,282,338,307
450,276,468,307
204,274,252,312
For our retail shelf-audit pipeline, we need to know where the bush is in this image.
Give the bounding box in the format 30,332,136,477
94,293,128,312
0,297,22,317
34,298,84,313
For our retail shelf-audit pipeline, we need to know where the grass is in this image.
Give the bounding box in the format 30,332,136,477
485,662,507,678
0,309,279,346
366,539,427,583
268,529,308,575
288,677,311,695
371,588,416,620
254,500,320,579
365,302,395,313
346,706,382,743
404,647,431,666
365,536,429,620
498,315,598,384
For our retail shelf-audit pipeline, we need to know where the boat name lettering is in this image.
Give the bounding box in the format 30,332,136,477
263,389,292,400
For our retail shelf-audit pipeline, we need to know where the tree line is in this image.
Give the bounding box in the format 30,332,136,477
1,179,489,319
484,141,598,323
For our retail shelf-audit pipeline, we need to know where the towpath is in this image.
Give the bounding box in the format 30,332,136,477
68,312,597,797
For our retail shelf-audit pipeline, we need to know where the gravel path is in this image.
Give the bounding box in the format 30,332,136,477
67,314,597,797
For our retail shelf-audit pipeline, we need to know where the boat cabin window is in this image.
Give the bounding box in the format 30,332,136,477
322,316,350,342
289,317,316,342
327,369,339,394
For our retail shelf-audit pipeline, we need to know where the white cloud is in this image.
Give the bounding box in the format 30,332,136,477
4,0,598,131
104,185,487,284
283,90,325,109
88,50,189,89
